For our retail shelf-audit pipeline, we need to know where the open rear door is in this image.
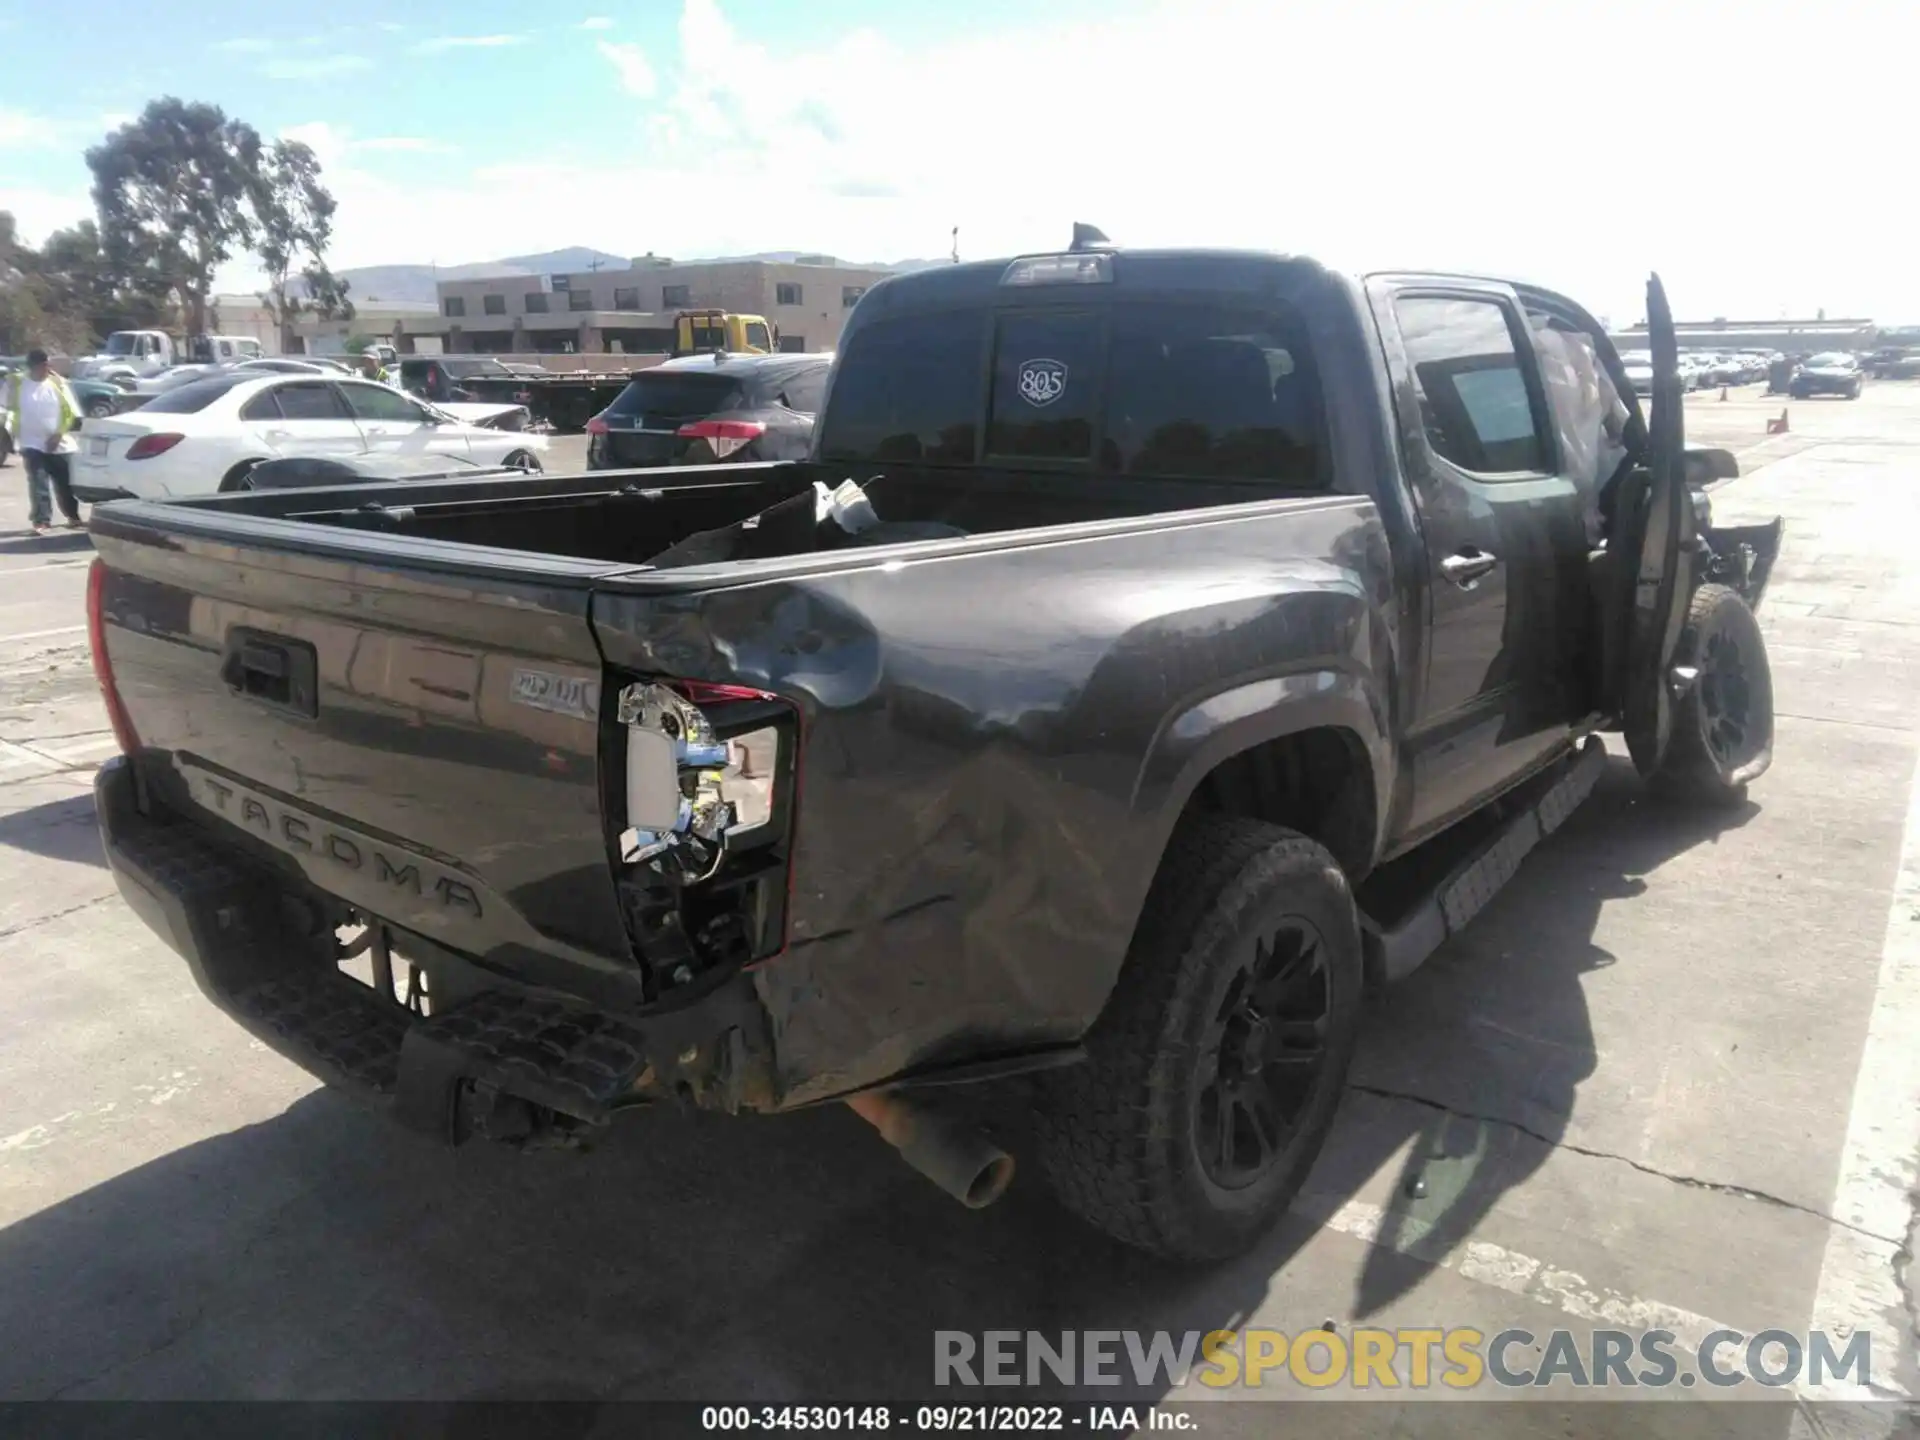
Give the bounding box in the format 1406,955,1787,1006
1617,273,1694,775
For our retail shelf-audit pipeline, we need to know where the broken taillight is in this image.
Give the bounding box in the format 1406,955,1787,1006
612,678,801,988
86,559,141,755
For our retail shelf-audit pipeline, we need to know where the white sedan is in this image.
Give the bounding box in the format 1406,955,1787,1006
72,371,548,502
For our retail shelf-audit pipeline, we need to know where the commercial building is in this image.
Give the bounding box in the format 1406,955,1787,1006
430,254,898,355
210,294,442,356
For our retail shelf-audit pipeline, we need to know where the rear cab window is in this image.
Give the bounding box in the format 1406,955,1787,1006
820,293,1326,486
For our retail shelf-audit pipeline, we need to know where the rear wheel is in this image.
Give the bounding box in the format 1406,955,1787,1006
219,460,261,493
1655,583,1773,804
85,396,115,419
1032,814,1364,1260
502,449,542,473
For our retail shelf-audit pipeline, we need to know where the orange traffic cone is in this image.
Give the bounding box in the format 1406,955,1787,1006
1766,408,1790,435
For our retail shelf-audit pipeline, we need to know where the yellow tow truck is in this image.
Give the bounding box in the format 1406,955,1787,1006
672,309,777,357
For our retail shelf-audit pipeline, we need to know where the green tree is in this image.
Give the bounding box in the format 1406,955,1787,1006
36,220,172,335
252,138,353,352
87,98,262,336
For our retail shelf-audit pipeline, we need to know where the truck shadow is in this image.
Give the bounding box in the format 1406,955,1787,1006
1330,753,1758,1319
0,793,106,868
0,755,1758,1423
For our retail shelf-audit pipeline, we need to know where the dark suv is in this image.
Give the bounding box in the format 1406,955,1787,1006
585,353,830,469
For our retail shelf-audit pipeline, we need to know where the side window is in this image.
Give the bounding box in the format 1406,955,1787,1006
239,390,282,422
986,310,1102,461
1394,296,1549,475
779,368,828,414
1525,308,1630,498
273,381,351,421
745,322,771,351
340,382,427,423
1102,302,1323,486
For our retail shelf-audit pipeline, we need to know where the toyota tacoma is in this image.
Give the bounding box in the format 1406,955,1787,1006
86,232,1783,1259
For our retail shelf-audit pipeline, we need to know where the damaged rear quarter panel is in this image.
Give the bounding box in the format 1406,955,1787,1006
591,498,1396,1105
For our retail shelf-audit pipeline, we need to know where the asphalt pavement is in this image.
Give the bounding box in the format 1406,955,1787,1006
0,387,1915,1436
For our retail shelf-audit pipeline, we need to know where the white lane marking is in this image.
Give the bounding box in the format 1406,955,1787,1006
1292,1190,1764,1385
1804,748,1920,1405
0,1071,201,1159
0,624,87,643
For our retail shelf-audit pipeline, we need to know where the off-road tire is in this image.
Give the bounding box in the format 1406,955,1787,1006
1032,814,1363,1260
1656,583,1774,805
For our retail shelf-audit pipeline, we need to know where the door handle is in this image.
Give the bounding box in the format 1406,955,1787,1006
1440,549,1499,589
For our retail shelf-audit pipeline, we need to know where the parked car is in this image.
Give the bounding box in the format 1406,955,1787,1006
1790,352,1865,399
87,241,1784,1260
1621,349,1656,394
70,371,548,501
586,352,832,469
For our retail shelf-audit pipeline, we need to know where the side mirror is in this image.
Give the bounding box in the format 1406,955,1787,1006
1683,447,1739,488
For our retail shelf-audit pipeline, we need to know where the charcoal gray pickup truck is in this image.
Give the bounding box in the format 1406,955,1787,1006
87,232,1784,1260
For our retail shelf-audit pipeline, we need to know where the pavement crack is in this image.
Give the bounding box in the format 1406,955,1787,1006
1347,1082,1903,1245
0,895,115,941
44,1297,213,1400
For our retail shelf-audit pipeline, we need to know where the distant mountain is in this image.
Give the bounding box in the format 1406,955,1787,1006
307,247,934,306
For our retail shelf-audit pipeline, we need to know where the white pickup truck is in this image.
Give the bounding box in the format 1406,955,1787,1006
73,331,264,383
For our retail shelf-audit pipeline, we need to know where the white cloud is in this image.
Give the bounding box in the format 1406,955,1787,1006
0,109,61,147
261,53,372,80
596,41,656,97
580,16,615,28
415,34,525,52
96,112,134,131
2,187,93,247
199,0,1920,324
214,37,274,53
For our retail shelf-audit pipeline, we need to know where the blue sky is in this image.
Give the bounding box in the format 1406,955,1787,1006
2,0,1914,325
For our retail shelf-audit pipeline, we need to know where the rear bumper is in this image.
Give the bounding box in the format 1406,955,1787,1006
95,756,780,1141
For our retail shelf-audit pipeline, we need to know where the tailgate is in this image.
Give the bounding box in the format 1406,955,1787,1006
91,504,637,996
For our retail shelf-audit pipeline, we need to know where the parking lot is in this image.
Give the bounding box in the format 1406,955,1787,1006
0,384,1915,1431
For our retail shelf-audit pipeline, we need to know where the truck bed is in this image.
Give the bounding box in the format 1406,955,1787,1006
89,459,1389,1105
169,460,1327,569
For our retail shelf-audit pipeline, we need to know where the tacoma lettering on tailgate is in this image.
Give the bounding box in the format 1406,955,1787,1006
180,762,484,920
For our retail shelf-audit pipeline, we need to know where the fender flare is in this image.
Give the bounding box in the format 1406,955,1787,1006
1131,668,1395,875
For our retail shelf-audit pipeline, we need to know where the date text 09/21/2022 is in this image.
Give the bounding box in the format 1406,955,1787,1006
700,1406,1190,1433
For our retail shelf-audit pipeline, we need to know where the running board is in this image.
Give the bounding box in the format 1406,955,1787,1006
1360,737,1608,985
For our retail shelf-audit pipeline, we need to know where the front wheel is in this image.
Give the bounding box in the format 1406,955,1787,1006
1032,814,1364,1260
1847,381,1863,400
501,449,542,473
85,397,115,419
1654,583,1774,805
